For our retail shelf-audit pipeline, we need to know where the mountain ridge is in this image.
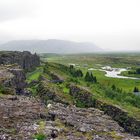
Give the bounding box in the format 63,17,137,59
0,39,103,54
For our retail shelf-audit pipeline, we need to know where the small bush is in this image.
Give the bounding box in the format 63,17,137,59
33,133,46,140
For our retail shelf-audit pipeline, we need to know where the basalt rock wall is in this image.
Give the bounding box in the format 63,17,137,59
0,51,40,71
0,66,26,94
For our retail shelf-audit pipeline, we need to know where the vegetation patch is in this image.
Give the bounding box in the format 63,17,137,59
26,67,43,83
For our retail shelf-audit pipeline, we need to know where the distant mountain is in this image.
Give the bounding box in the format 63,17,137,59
0,39,103,54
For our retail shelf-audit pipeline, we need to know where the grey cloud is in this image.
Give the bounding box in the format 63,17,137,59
0,8,26,22
0,0,37,22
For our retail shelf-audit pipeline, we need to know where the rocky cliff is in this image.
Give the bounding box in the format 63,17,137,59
0,51,40,71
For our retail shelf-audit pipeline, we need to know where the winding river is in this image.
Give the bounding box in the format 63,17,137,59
89,67,140,80
102,68,139,79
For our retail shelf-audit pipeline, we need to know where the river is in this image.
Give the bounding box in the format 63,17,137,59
89,66,140,80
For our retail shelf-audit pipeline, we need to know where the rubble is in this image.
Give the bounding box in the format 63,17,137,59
0,95,139,140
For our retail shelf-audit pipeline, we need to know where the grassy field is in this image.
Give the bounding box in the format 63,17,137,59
41,53,140,92
24,53,140,120
26,58,140,120
92,70,140,92
43,52,140,68
121,71,140,78
40,62,140,119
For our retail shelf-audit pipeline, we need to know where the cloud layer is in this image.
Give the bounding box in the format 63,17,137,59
0,0,140,51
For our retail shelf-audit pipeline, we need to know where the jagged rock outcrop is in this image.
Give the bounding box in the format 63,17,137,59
0,51,40,94
0,95,139,140
0,66,26,94
8,68,26,93
0,51,40,71
69,84,140,137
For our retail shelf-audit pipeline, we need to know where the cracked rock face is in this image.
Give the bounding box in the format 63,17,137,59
0,95,139,140
0,51,40,71
0,66,26,94
8,68,26,91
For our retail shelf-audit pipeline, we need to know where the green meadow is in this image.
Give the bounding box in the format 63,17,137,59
26,67,44,83
42,53,140,92
26,53,140,119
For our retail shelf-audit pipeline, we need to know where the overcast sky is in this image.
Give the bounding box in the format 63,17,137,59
0,0,140,51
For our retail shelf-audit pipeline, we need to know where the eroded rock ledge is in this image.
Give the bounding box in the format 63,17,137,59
0,95,139,140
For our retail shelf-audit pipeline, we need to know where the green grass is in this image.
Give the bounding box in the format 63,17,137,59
39,58,140,119
39,54,140,118
121,71,140,78
44,61,140,93
39,80,74,105
33,133,46,140
42,52,140,68
63,87,70,94
92,70,140,92
26,67,43,83
43,53,140,93
26,66,44,96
